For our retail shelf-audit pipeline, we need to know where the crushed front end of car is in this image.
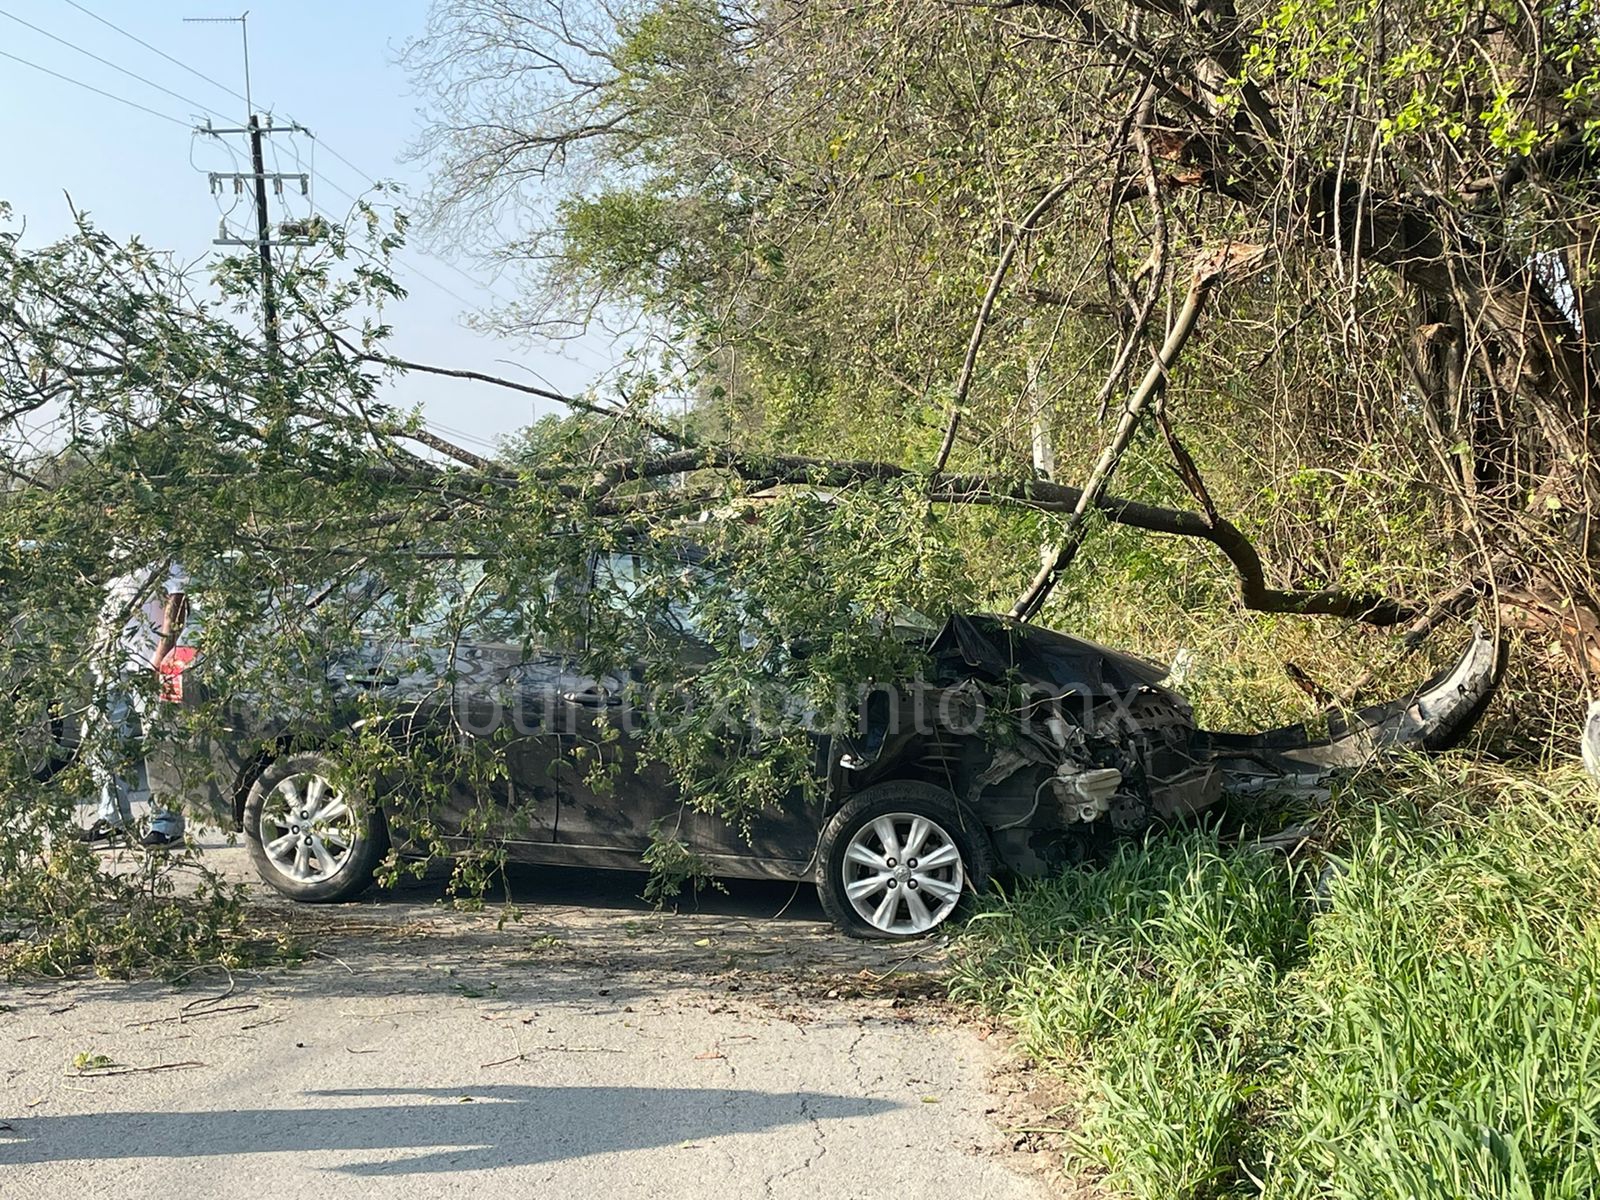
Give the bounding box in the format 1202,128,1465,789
837,614,1503,877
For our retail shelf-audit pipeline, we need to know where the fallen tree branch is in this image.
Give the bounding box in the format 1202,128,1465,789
1153,405,1219,524
557,445,1420,625
357,352,694,448
1009,242,1267,620
274,412,1418,627
935,474,1420,624
404,428,499,472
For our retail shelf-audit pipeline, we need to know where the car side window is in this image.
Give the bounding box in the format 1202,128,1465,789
592,551,707,641
352,562,531,646
459,586,521,644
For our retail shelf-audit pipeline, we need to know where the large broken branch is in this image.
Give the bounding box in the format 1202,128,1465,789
1008,242,1267,621
357,352,694,448
946,475,1420,624
531,444,1419,625
404,428,499,472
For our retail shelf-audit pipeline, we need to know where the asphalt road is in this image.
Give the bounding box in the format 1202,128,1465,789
1,842,1053,1198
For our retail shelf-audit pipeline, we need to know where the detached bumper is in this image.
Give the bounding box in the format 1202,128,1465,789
1199,624,1504,791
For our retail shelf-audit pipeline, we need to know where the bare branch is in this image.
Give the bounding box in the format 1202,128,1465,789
930,174,1081,476
357,352,693,448
1010,243,1267,621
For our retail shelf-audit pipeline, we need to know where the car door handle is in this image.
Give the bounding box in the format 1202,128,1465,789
347,671,400,689
561,687,622,708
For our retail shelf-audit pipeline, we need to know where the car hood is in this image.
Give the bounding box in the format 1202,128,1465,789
928,612,1170,695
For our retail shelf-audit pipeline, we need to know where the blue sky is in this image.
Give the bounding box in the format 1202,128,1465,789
0,0,607,448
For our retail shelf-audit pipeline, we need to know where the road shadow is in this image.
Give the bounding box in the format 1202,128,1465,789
396,856,828,924
0,1084,898,1175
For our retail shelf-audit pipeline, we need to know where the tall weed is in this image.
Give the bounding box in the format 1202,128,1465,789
954,762,1600,1199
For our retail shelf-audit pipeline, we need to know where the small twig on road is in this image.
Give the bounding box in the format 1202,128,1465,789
162,963,234,989
180,971,237,1012
480,1047,624,1068
69,1060,206,1078
867,945,935,982
126,1003,259,1029
308,948,356,975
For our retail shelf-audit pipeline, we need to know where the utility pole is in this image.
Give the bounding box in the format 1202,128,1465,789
198,116,314,354
187,13,314,354
248,114,278,350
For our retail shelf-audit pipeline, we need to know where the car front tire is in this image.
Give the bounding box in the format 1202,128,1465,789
816,781,993,940
244,751,388,903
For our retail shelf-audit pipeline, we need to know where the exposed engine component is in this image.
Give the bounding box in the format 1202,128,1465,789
969,683,1213,834
1051,763,1121,823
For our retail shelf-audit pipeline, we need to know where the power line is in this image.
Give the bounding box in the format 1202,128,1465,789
0,46,190,127
425,419,500,450
59,0,363,191
56,0,249,109
307,162,610,373
33,3,607,377
302,136,377,193
0,5,232,122
10,17,496,328
306,194,487,312
280,133,589,350
300,167,507,313
306,165,524,308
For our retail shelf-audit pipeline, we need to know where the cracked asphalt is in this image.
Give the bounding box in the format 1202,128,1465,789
0,841,1052,1198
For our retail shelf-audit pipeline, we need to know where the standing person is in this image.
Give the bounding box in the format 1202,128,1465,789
75,554,190,848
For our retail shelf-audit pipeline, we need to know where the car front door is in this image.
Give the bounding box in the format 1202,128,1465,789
552,550,819,875
447,636,562,844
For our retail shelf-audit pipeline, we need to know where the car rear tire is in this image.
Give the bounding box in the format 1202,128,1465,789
244,751,388,903
816,781,993,940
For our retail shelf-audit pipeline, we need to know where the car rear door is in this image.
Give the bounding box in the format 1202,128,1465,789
448,636,562,844
339,567,562,844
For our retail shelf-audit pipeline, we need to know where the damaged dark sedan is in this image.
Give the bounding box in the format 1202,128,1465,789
151,549,1501,941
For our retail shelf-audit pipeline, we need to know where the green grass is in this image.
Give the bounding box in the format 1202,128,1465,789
952,759,1600,1199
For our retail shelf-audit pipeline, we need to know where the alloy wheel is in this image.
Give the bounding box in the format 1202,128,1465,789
841,811,966,935
258,772,357,884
